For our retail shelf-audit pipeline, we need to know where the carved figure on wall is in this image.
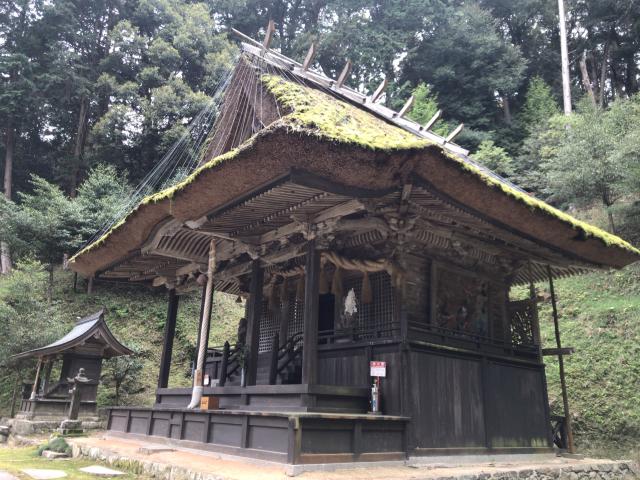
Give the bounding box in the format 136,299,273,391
437,271,491,336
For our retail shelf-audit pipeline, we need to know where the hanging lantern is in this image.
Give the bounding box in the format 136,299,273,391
331,267,343,299
361,271,373,304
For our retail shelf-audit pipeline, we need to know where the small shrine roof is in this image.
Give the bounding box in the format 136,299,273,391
12,310,133,360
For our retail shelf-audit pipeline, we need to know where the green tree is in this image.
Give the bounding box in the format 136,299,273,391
519,76,560,133
100,341,145,406
75,164,132,242
401,3,527,132
542,96,640,233
0,260,67,413
473,140,515,178
406,83,449,136
10,176,84,299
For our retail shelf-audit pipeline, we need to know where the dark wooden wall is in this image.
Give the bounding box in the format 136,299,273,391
408,347,550,452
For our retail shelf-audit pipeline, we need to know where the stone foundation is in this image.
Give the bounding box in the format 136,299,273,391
70,437,640,479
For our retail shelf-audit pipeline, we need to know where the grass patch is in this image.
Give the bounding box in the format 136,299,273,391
0,445,152,479
533,263,640,451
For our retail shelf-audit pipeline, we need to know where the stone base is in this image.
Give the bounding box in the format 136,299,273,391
6,418,103,436
70,435,640,479
58,420,83,435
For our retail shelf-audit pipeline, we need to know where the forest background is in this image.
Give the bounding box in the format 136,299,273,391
1,0,640,457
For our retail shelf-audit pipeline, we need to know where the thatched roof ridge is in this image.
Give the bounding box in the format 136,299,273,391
69,74,639,277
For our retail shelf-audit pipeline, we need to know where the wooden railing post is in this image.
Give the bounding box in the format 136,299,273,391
219,342,230,387
269,334,279,385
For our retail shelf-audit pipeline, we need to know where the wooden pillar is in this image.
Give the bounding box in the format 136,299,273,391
245,260,263,386
30,358,43,400
302,240,320,386
547,265,575,453
42,358,54,394
157,289,179,394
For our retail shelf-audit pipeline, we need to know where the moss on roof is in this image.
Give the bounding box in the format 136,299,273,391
71,71,639,266
261,75,429,150
260,74,640,256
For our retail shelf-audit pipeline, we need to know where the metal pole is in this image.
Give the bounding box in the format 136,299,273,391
558,0,572,115
547,265,575,453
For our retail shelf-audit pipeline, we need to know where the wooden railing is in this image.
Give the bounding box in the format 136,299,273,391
205,342,242,386
408,321,538,356
317,322,401,345
270,332,303,385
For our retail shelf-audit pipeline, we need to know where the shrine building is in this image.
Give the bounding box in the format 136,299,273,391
69,28,640,467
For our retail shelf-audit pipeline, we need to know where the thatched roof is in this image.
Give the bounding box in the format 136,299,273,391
69,52,639,282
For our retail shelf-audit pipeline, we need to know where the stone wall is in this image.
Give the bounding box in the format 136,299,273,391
72,439,639,480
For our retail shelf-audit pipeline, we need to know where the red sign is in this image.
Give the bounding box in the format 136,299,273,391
370,361,386,377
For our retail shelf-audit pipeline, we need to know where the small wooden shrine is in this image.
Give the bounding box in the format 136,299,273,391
69,27,639,466
13,310,133,420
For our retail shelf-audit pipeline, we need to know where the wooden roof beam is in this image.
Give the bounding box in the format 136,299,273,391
370,78,388,103
421,110,442,131
302,42,317,71
335,60,352,89
445,123,464,143
396,96,414,118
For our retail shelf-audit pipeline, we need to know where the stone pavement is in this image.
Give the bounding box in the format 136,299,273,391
0,471,18,480
69,434,640,479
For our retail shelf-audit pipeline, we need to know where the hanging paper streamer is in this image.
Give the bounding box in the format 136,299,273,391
361,271,373,304
319,264,329,294
331,267,343,299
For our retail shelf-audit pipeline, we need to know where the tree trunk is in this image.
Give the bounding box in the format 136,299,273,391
47,265,54,304
69,96,90,197
579,51,597,107
598,39,611,108
607,209,616,234
1,124,15,274
502,96,512,124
